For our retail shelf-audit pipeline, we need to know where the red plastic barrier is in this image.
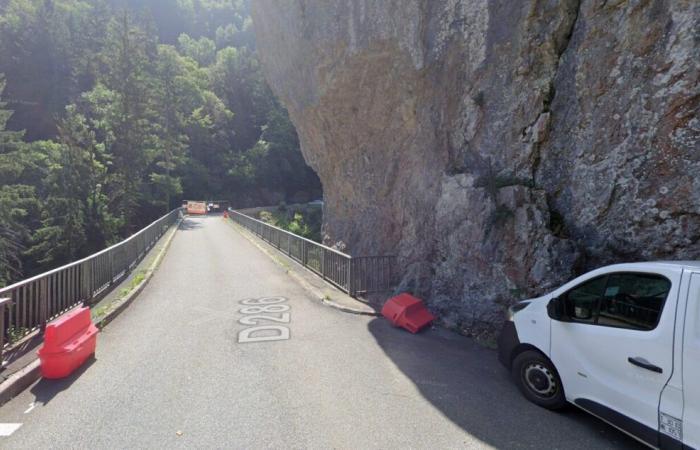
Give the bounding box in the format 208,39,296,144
381,293,435,333
38,306,98,379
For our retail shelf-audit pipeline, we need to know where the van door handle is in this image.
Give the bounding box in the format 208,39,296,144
628,357,663,374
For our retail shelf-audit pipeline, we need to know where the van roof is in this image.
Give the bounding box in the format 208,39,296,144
608,261,700,270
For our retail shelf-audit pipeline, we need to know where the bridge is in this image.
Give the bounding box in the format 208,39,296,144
0,211,640,447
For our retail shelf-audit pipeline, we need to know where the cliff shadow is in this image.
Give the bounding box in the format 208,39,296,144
366,319,643,449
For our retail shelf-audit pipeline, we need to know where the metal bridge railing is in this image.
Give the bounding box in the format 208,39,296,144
0,208,182,356
228,210,396,298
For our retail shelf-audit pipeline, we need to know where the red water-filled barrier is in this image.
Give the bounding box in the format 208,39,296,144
38,306,98,379
381,293,435,334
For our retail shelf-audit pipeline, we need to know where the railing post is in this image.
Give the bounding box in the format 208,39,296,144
90,258,96,299
81,261,89,305
321,249,327,280
108,249,114,284
39,277,48,329
348,258,356,297
0,297,10,365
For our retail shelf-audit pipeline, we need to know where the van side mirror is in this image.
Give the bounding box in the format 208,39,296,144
547,296,569,321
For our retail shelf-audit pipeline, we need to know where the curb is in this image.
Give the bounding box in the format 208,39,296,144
0,220,181,407
321,298,380,316
0,360,40,406
95,219,181,329
226,219,380,317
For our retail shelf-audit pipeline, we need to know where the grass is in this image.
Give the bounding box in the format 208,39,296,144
118,271,146,300
6,326,29,345
92,304,109,321
93,270,149,322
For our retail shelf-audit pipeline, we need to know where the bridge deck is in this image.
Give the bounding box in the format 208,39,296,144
0,216,638,448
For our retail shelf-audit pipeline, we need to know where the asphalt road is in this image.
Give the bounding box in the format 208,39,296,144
0,216,643,449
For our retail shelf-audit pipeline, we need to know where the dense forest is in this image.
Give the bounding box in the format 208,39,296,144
0,0,322,286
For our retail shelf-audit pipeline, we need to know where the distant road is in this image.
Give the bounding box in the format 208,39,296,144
0,216,642,448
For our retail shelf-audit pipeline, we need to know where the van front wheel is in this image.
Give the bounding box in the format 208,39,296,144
512,350,566,410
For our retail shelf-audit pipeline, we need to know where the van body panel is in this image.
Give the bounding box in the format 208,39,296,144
550,266,681,441
682,273,700,449
660,384,684,445
498,262,700,448
512,295,551,356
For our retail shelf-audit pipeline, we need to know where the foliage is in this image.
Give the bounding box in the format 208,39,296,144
259,206,322,242
0,75,34,285
0,0,321,286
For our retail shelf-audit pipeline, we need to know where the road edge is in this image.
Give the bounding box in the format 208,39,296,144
93,218,182,330
225,218,380,317
0,219,181,407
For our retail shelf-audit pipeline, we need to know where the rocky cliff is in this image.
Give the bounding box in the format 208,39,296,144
251,0,700,334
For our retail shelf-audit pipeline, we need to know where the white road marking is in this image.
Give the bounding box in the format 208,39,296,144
23,402,36,414
237,297,291,343
0,423,22,436
238,325,290,343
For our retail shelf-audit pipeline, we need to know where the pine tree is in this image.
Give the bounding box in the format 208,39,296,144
96,11,158,231
0,75,32,286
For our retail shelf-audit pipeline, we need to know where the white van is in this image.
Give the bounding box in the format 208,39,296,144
498,262,699,449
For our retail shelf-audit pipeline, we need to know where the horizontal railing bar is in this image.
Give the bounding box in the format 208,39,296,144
2,208,181,356
348,255,397,260
229,210,351,258
0,209,181,295
229,208,397,298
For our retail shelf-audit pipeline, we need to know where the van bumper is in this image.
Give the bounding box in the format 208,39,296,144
497,321,520,368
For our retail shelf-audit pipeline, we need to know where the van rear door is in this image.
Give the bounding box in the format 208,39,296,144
683,273,700,448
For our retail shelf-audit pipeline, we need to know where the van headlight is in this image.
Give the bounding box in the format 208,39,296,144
506,301,531,321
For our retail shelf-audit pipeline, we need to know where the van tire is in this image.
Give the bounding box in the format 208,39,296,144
512,350,566,410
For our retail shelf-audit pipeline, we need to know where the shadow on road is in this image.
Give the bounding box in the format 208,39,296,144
178,218,205,232
366,319,643,449
30,357,97,407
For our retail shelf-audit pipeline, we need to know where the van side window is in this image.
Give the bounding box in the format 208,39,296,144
563,276,607,324
598,273,671,330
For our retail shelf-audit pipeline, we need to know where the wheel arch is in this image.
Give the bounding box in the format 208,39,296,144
511,345,568,409
510,343,551,368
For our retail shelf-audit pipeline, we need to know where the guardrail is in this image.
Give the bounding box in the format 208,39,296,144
228,210,396,298
0,208,181,356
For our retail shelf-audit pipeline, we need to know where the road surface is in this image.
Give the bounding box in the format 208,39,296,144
0,216,642,448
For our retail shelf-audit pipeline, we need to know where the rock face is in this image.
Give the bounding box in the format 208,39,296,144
251,1,700,332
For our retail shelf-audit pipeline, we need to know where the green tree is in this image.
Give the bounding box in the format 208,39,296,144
0,0,323,282
0,0,107,139
57,106,115,252
0,75,34,285
94,11,158,231
148,45,191,213
243,106,321,201
209,47,271,152
26,109,116,267
177,34,216,66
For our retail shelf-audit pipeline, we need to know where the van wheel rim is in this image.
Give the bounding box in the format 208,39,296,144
523,362,557,398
